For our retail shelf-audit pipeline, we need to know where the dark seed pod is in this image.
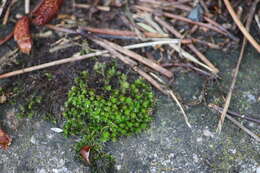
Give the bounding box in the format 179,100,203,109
32,0,64,26
13,16,33,54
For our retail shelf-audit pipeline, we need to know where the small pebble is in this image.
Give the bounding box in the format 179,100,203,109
51,128,63,133
257,166,260,173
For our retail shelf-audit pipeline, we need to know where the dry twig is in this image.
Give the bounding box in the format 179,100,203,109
73,3,110,11
78,29,173,78
223,0,260,53
209,104,260,124
217,0,260,133
155,16,219,73
0,0,10,19
80,26,168,38
0,38,181,79
209,104,260,142
134,5,237,42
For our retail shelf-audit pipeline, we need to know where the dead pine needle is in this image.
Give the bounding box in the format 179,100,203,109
168,90,191,128
216,38,246,133
0,39,181,79
209,104,260,124
223,0,260,53
210,104,260,142
217,0,259,133
154,16,219,74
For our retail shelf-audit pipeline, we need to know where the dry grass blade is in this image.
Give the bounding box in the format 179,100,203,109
168,90,191,128
169,44,215,73
0,38,181,79
78,30,173,78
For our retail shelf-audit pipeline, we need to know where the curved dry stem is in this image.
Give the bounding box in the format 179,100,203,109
223,0,260,53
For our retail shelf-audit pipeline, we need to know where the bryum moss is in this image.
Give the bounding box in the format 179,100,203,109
63,63,155,154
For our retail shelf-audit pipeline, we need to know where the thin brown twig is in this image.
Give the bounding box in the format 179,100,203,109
137,0,192,11
78,29,173,78
203,16,239,42
209,104,260,124
162,13,225,35
134,5,238,42
79,26,196,44
79,26,169,38
73,3,110,11
223,0,260,53
2,0,14,25
154,16,219,73
191,38,220,49
0,0,11,19
217,0,260,133
0,38,181,79
209,104,260,142
161,63,215,77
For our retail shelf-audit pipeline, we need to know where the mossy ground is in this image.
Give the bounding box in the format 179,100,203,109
62,63,155,171
1,61,156,172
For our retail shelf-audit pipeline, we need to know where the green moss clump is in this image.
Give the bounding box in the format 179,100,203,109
63,63,155,157
17,95,42,118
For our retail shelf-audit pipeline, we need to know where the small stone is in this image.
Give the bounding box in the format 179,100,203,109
57,159,65,168
257,166,260,173
193,154,199,163
30,135,37,145
196,137,203,143
203,129,214,138
53,167,68,173
51,128,63,133
168,153,175,159
229,149,236,154
244,92,256,103
150,167,157,173
115,164,121,170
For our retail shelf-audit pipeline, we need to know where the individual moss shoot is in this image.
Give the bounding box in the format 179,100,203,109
63,63,155,163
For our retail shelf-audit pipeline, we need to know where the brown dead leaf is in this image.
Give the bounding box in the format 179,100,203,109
0,128,12,150
80,146,91,164
0,95,7,104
